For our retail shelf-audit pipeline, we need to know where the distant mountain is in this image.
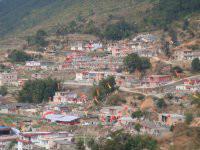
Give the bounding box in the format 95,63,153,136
0,0,199,38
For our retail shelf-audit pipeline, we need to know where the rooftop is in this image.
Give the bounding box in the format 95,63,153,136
45,114,80,122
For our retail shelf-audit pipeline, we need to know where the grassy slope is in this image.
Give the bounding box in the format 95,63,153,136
0,0,199,40
0,0,154,37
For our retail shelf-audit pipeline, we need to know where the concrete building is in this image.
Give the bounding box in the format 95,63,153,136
141,75,172,87
18,132,73,150
159,113,185,126
0,72,17,86
174,49,200,61
25,61,41,67
53,91,86,104
70,41,84,51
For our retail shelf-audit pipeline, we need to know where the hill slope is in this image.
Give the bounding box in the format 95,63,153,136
0,0,199,38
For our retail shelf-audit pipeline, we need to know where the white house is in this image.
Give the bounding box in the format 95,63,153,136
70,41,84,51
75,73,84,81
53,91,86,104
84,41,103,51
25,61,41,67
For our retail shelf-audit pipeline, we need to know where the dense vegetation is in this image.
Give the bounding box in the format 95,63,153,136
191,58,200,72
171,66,183,76
8,50,33,62
123,53,151,73
146,0,200,28
92,76,118,103
131,109,144,119
18,78,59,103
56,19,136,40
83,130,158,150
27,29,48,48
103,20,137,40
0,64,11,73
191,93,200,108
0,86,8,96
156,98,167,110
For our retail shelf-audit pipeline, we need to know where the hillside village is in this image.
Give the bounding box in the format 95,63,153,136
0,29,199,149
0,0,200,150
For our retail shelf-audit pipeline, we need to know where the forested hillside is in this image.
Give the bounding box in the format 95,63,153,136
0,0,199,38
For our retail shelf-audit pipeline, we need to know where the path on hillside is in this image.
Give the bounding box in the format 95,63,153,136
63,74,200,98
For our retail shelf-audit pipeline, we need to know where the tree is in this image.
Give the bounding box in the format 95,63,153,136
185,113,193,125
131,109,143,119
171,66,183,76
0,86,8,96
27,29,48,47
140,57,152,71
36,29,47,37
191,58,200,72
87,139,99,150
170,125,175,132
191,93,200,108
76,138,85,150
169,28,179,46
88,9,95,16
18,78,59,103
68,21,78,33
35,29,48,47
87,130,157,150
183,19,190,30
76,12,83,22
92,76,118,102
134,123,142,133
8,50,33,62
103,20,136,40
156,98,167,109
160,34,171,57
84,20,100,36
163,41,171,57
123,53,151,73
0,64,11,73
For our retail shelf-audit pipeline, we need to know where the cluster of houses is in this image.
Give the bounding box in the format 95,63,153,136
141,75,172,88
58,34,162,72
1,31,200,149
74,71,174,89
0,126,75,150
17,131,75,150
62,51,123,71
176,78,200,93
0,60,58,88
75,71,139,88
107,34,160,58
68,34,161,58
173,40,200,61
70,41,103,52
